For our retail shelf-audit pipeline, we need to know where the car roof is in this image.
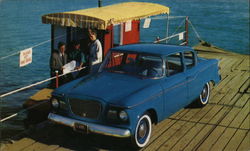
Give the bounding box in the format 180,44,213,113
110,44,194,56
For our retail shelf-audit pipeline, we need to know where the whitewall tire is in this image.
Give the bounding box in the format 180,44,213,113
132,114,152,148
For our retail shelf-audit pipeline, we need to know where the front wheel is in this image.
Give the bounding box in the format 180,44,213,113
131,114,152,148
196,82,210,107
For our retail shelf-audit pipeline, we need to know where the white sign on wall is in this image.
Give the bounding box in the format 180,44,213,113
179,32,184,40
143,18,151,28
19,48,32,67
125,21,132,32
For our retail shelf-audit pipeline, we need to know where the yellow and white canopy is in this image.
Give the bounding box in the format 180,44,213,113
42,2,170,30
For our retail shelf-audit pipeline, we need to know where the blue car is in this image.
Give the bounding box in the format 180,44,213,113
48,44,221,148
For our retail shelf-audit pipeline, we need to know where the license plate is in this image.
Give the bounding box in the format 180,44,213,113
74,123,88,134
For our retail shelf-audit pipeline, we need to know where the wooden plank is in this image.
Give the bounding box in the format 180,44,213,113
20,142,49,151
224,129,248,151
30,88,53,101
3,138,35,151
39,145,59,151
196,126,226,151
183,125,213,151
216,71,240,91
218,73,245,103
170,108,189,119
219,58,235,72
231,58,244,71
247,87,250,93
219,107,241,127
228,93,242,107
170,123,204,151
237,57,250,71
180,107,202,121
219,88,238,105
227,71,247,90
189,105,213,122
149,119,174,142
209,128,237,151
144,121,186,151
209,106,231,125
209,71,241,104
240,114,250,130
229,103,249,128
199,105,223,123
209,73,235,100
234,93,250,108
209,92,224,104
221,59,238,75
239,77,250,93
237,131,250,151
158,122,195,151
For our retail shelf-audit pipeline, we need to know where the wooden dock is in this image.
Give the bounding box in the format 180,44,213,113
1,44,249,151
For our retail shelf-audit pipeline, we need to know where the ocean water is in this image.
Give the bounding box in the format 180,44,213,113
0,0,249,140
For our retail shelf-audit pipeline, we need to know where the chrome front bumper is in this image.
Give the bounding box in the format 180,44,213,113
48,113,131,138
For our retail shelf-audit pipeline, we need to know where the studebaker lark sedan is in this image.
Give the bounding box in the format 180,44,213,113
48,44,221,148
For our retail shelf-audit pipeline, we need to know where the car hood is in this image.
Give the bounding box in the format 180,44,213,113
54,72,156,107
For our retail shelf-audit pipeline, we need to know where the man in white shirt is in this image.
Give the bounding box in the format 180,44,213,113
88,29,103,69
89,29,103,72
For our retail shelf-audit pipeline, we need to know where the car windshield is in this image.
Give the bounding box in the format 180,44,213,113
100,51,163,78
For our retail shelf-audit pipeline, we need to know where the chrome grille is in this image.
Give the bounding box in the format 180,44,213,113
69,99,101,119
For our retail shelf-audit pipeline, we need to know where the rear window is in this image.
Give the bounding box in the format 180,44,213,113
184,51,195,69
166,53,183,76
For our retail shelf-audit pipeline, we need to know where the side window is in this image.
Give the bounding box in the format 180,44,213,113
166,53,183,76
184,51,195,69
113,24,122,46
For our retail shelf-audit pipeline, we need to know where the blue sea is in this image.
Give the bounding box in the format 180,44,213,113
0,0,249,140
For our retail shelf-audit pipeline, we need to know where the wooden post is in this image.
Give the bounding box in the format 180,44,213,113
185,16,189,46
98,0,102,7
55,71,59,88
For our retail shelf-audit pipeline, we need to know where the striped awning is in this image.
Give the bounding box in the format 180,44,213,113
42,2,170,30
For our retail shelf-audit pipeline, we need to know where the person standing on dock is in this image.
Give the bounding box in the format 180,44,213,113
88,29,103,72
50,42,68,87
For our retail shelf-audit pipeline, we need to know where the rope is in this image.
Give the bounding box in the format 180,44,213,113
0,67,86,122
155,18,185,44
0,100,48,123
188,20,202,41
154,31,186,43
0,34,66,61
0,67,86,98
166,18,186,43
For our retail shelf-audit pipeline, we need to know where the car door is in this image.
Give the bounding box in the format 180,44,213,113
183,51,200,102
161,52,188,117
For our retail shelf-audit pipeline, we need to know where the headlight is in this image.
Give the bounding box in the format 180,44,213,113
119,110,128,121
51,98,59,108
107,108,129,123
107,110,118,120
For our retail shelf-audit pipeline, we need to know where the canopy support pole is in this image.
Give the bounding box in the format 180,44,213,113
166,14,169,44
185,16,189,46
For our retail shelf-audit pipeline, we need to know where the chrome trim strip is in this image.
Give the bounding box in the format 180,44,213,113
48,113,131,138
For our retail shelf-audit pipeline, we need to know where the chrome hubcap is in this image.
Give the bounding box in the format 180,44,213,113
138,122,147,138
201,84,209,103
